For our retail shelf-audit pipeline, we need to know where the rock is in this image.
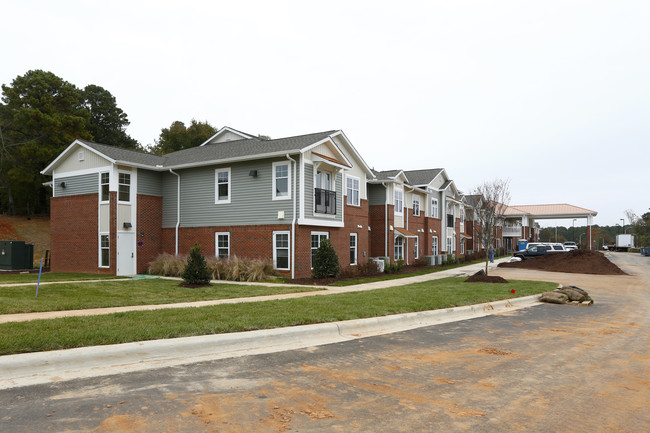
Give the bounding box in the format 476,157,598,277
539,291,569,304
557,287,587,302
473,269,486,276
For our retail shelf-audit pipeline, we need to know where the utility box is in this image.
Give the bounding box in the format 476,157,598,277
0,241,34,270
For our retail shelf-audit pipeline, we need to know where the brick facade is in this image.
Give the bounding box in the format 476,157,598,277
136,194,163,274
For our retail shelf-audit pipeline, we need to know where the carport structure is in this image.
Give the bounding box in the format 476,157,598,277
502,204,598,250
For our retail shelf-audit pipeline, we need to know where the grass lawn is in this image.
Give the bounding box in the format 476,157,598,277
0,272,129,284
0,279,321,314
0,277,555,355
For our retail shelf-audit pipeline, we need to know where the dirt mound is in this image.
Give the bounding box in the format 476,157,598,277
498,250,625,275
465,274,509,283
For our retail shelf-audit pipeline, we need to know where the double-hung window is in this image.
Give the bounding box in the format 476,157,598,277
413,236,419,259
447,236,453,253
394,236,404,260
215,168,231,203
413,196,420,216
431,198,439,218
273,231,290,270
394,188,403,215
432,236,439,255
100,172,109,202
350,233,358,265
315,170,336,214
118,172,131,202
273,162,290,200
99,234,110,267
311,232,329,268
346,175,360,206
215,232,230,258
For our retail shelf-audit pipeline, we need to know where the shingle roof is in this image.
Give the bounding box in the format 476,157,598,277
81,131,337,169
402,168,443,186
503,204,598,216
371,169,404,181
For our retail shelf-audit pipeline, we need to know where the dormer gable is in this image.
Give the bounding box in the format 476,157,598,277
200,126,256,146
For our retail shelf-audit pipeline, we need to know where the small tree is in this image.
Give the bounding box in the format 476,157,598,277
182,243,211,285
468,178,511,275
312,239,340,278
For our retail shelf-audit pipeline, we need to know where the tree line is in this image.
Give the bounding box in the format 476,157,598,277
0,70,219,216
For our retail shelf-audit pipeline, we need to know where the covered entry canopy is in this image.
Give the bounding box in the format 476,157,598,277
503,203,598,250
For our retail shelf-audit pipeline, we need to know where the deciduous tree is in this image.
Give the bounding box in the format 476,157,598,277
150,119,217,155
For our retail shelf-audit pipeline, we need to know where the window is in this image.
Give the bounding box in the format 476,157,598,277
350,233,358,265
118,172,130,202
273,162,290,200
346,175,360,206
432,236,438,255
311,232,329,268
273,231,290,270
315,171,336,215
394,236,404,260
215,232,230,258
460,208,465,224
447,236,453,253
215,168,231,203
316,170,331,190
413,236,419,259
460,239,465,255
394,188,403,215
99,234,110,267
431,198,439,218
100,172,109,202
413,196,420,216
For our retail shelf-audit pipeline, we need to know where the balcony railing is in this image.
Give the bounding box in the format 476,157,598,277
315,188,337,215
502,225,522,236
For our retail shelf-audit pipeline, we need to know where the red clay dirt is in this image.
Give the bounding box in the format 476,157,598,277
464,274,509,283
497,249,626,275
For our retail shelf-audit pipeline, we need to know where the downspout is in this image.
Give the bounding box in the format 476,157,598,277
286,154,297,280
169,169,180,255
382,182,388,258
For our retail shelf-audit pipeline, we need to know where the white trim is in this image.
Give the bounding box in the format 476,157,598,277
297,218,344,228
52,166,111,179
346,174,360,207
350,233,358,266
302,137,353,168
413,236,419,260
117,170,132,203
215,232,230,258
272,161,291,201
299,153,305,220
199,126,254,147
310,231,329,269
272,231,291,270
99,171,110,203
394,187,404,216
432,236,439,255
328,130,375,177
98,233,110,268
41,139,117,175
394,236,404,261
412,195,420,216
214,167,232,204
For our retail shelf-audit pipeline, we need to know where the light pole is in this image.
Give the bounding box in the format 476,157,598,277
572,219,576,242
620,218,624,234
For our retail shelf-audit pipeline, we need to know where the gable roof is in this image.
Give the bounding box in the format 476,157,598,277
503,204,598,217
371,169,409,183
199,126,255,146
402,168,443,186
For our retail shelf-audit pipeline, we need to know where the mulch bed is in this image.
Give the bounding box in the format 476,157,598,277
178,282,212,288
465,275,509,283
497,249,626,275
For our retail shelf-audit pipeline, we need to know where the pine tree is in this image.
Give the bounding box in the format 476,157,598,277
312,239,340,278
182,243,211,285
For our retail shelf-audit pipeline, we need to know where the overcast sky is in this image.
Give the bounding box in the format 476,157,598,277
3,0,648,227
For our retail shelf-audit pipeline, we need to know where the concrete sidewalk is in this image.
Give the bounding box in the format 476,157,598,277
0,258,509,324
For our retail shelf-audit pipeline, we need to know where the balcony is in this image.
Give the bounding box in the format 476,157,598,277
315,188,337,215
503,225,522,237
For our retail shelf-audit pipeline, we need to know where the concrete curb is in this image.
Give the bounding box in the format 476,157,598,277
0,294,541,390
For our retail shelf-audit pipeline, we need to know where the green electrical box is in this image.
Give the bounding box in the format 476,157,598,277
0,241,34,270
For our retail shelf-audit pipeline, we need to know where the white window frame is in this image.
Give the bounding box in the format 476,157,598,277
215,232,230,258
272,161,291,200
432,236,439,255
99,172,110,203
413,195,420,216
350,233,358,265
460,207,465,224
315,170,333,191
214,167,231,204
311,231,329,269
413,236,419,259
118,171,131,203
394,188,403,216
394,236,404,261
273,231,290,270
431,198,439,218
99,233,110,268
346,175,360,206
447,236,453,253
460,238,465,255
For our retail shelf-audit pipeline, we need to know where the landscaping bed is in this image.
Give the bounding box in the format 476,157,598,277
497,250,625,275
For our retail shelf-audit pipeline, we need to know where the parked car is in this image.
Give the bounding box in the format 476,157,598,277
514,245,550,260
563,241,578,251
544,242,568,252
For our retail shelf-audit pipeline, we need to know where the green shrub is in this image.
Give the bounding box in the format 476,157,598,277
312,239,340,278
182,244,211,285
384,259,404,274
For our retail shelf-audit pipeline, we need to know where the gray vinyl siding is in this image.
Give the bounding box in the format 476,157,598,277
137,169,162,196
54,173,98,197
162,157,301,228
304,164,343,222
368,183,387,205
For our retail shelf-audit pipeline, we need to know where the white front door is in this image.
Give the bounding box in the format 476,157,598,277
117,232,136,276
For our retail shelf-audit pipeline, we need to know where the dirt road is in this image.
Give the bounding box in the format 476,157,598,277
1,252,648,432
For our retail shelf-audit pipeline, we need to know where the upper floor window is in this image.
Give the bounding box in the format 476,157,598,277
100,172,109,202
273,162,290,200
394,188,403,215
118,172,130,202
413,196,420,216
315,170,336,215
215,168,231,204
346,175,360,206
431,198,439,218
460,207,465,224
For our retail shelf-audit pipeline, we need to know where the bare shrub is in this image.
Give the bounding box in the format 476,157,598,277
148,253,188,277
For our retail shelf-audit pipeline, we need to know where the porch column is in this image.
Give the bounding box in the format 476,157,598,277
587,215,594,250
